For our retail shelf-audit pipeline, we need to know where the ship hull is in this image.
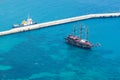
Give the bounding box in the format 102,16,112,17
13,23,37,28
65,38,92,49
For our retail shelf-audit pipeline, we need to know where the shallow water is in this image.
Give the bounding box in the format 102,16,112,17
0,0,120,80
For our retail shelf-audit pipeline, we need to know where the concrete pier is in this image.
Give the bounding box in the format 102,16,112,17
0,13,120,36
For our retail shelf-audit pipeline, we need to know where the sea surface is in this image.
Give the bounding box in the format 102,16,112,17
0,0,120,80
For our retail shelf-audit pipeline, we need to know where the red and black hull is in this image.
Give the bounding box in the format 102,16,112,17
65,37,92,49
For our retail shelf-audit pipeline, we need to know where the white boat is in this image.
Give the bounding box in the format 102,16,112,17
13,16,37,28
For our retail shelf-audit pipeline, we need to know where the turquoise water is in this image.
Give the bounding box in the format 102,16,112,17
0,0,120,80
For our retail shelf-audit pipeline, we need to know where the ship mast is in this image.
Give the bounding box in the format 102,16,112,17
80,24,82,38
73,25,76,36
85,27,89,40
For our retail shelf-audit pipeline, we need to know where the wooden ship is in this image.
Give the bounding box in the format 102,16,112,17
65,24,100,49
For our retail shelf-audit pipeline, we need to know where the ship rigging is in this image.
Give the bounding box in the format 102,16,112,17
65,24,100,49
